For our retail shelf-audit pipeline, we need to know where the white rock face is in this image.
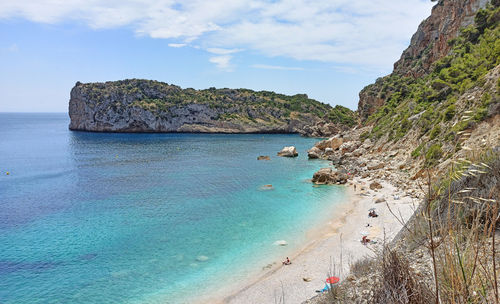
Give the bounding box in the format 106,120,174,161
68,80,326,134
277,146,298,157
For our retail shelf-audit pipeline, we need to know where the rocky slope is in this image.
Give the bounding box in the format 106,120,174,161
358,0,492,120
307,2,499,302
68,79,355,135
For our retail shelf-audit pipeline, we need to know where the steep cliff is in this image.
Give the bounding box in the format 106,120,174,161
358,0,492,121
68,79,338,134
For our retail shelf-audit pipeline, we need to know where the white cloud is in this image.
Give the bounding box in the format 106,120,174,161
0,0,434,69
209,55,233,70
206,47,242,55
252,64,303,71
168,43,187,48
7,43,19,52
1,43,19,53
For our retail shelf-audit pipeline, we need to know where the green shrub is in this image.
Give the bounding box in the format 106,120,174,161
412,144,424,158
429,125,441,140
474,107,488,121
328,105,357,126
425,144,443,166
443,104,456,121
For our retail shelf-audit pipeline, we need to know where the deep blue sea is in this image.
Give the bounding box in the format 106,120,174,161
0,113,345,303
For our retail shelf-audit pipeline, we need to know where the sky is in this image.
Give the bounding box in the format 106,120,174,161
0,0,435,112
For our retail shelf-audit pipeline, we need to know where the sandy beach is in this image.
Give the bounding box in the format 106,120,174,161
219,176,419,304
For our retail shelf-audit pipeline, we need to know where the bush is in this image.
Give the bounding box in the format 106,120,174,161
443,104,456,121
412,144,424,158
425,144,443,166
429,125,441,140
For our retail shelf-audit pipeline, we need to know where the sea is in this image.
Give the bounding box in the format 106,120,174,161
0,113,346,303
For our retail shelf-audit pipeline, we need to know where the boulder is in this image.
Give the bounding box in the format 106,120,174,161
369,181,383,190
307,147,321,159
312,168,347,185
277,146,298,157
340,141,360,153
367,162,384,170
315,136,344,151
257,155,270,160
375,197,386,203
352,148,365,157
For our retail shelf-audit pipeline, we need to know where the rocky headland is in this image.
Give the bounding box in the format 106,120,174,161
68,79,356,135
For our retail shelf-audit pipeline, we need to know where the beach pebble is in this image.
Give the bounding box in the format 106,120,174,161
196,255,209,262
274,240,288,246
303,277,312,282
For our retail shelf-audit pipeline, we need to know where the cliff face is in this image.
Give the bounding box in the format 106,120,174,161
358,0,490,121
68,79,333,133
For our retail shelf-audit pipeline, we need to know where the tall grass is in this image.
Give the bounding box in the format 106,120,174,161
397,147,500,304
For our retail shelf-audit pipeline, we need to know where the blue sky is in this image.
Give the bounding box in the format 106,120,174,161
0,0,434,112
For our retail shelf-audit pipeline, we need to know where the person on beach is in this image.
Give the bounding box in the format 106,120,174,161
361,235,371,245
282,257,291,265
368,210,378,217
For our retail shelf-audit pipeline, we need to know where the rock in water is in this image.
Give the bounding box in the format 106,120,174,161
257,155,271,160
274,240,288,246
260,184,274,190
196,255,209,262
277,146,298,157
307,147,321,159
312,168,347,185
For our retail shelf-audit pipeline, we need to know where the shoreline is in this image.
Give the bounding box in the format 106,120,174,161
217,176,419,304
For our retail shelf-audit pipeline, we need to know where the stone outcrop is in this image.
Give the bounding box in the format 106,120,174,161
394,0,490,77
307,147,321,159
299,122,342,137
277,146,298,157
68,79,331,133
312,168,348,185
257,156,270,160
370,181,383,190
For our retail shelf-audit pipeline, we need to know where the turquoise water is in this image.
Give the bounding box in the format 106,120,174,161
0,113,345,303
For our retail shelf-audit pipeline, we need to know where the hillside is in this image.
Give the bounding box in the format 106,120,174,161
357,0,499,172
307,1,500,303
68,79,355,134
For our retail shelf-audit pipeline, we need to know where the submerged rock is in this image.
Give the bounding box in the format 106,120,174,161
196,255,209,262
257,155,271,160
277,146,298,157
274,240,288,246
260,184,274,190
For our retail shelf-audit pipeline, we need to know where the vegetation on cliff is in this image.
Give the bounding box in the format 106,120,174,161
360,3,499,164
78,79,332,121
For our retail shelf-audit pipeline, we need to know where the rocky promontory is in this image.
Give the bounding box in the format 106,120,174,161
68,79,341,134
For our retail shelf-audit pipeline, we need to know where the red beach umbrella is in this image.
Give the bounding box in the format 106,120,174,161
326,276,340,284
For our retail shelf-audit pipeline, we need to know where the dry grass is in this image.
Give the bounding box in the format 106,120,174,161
403,149,500,304
371,246,434,304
